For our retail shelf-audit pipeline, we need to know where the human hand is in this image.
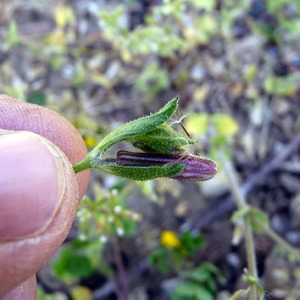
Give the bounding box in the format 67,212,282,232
0,95,90,299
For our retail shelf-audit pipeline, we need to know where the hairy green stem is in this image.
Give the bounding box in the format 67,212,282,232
219,151,258,300
73,156,94,173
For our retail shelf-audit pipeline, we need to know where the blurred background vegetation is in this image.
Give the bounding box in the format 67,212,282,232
1,0,300,299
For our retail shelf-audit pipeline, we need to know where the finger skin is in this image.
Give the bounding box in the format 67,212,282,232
0,95,91,297
1,276,37,300
0,94,90,198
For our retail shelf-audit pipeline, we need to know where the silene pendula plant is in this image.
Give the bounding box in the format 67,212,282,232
73,97,217,182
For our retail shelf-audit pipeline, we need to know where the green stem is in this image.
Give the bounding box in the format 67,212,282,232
73,155,94,173
219,151,259,300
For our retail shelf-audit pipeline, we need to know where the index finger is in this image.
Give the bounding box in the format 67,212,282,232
0,94,90,198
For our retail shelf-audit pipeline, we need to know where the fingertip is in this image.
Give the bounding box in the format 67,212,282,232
0,131,73,240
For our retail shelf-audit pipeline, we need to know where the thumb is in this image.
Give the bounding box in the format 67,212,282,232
0,131,66,238
0,131,79,296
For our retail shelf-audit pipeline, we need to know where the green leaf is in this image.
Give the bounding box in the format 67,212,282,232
171,281,214,300
98,163,186,181
123,26,186,56
199,262,223,277
211,114,239,136
7,21,20,47
249,208,269,234
264,74,300,96
244,275,258,284
132,124,194,154
230,289,249,300
180,262,225,289
53,247,93,278
70,286,93,300
27,90,46,106
231,206,250,223
149,246,170,273
135,62,169,96
122,219,138,236
182,268,210,283
266,0,292,13
185,113,209,136
192,0,214,10
179,231,205,255
90,97,179,156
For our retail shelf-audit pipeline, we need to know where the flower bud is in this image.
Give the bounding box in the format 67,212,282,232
116,150,217,181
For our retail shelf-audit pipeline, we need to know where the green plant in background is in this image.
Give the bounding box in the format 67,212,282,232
187,112,268,298
97,3,185,96
171,263,225,300
26,90,47,106
98,0,218,97
266,0,300,34
2,0,299,102
149,230,225,300
150,230,205,273
71,113,108,150
185,112,239,161
99,5,186,57
134,62,169,97
52,180,140,281
250,0,300,100
264,73,300,97
76,182,139,249
5,21,20,49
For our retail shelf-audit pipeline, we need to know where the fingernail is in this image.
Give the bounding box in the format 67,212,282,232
0,132,65,240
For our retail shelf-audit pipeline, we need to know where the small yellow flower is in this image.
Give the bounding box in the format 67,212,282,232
84,136,97,148
160,230,180,248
